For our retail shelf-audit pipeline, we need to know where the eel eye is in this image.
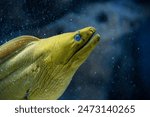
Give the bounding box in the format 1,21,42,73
74,34,81,41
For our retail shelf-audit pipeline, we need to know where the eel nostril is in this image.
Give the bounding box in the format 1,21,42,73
89,27,96,34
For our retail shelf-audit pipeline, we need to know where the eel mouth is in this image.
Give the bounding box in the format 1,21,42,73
65,27,100,64
76,28,98,53
81,29,96,49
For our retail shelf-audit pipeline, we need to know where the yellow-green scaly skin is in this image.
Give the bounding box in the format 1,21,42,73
0,27,100,100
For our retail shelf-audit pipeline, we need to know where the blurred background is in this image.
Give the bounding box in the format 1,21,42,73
0,0,149,99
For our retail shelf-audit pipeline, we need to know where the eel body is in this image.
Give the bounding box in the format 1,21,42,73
0,27,100,99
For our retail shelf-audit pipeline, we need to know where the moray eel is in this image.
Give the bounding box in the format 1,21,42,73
0,27,100,100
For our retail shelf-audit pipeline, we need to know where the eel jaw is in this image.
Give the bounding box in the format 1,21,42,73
78,30,96,52
68,33,100,65
65,27,100,65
